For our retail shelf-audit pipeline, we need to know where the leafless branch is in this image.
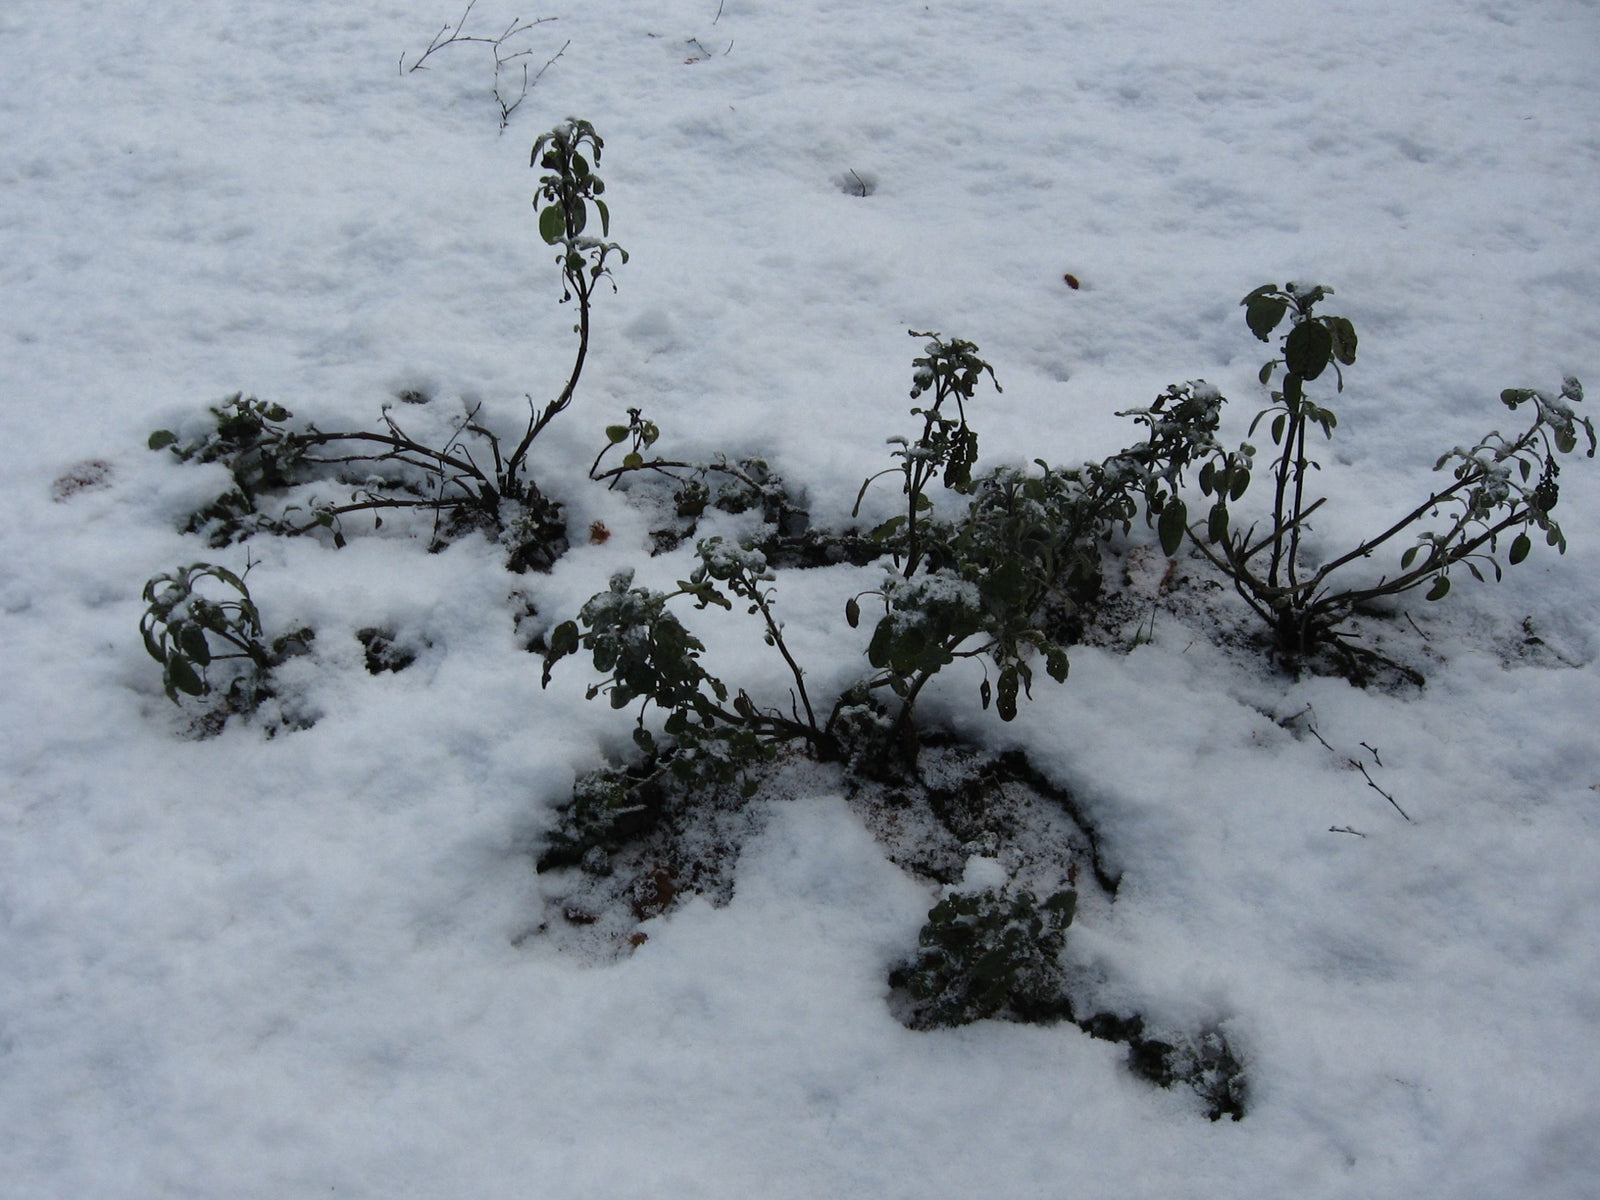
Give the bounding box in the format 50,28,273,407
401,3,563,131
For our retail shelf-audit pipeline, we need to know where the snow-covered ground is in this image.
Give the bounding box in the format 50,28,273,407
4,1,1599,1196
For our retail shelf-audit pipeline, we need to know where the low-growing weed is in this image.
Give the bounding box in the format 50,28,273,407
1132,283,1595,676
546,331,1158,784
140,561,313,724
889,883,1078,1028
149,119,624,572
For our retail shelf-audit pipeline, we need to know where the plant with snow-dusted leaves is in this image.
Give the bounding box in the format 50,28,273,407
889,883,1078,1030
587,405,817,554
1138,283,1596,674
546,331,1178,782
149,118,624,573
139,562,311,715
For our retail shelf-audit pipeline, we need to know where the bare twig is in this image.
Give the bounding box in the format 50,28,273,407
401,3,561,130
1351,759,1410,821
402,2,558,72
1283,704,1412,822
498,37,569,130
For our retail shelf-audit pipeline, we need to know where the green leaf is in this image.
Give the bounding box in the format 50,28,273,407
148,430,178,451
177,624,212,666
166,654,206,698
548,620,580,660
845,596,861,628
1401,545,1420,570
1258,360,1275,386
1509,532,1531,565
538,203,565,245
1158,498,1187,556
622,452,644,469
605,424,629,444
1285,321,1334,381
1208,502,1229,544
1325,316,1358,366
595,197,610,238
867,620,894,670
1043,645,1070,683
995,667,1019,721
1426,576,1451,601
979,678,991,709
1243,293,1289,342
869,515,907,541
1271,413,1287,445
1198,461,1215,496
632,727,655,753
1229,467,1251,501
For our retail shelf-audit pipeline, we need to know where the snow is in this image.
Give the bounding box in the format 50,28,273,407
4,0,1600,1196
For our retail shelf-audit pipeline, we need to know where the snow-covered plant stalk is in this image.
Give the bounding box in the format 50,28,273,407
854,332,996,577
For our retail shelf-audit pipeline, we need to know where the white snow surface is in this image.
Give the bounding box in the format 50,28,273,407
4,1,1600,1196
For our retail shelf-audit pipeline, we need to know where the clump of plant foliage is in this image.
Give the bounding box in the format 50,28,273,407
140,561,312,719
587,406,829,560
1134,283,1595,675
544,330,1193,793
148,118,625,573
888,883,1077,1028
884,877,1245,1117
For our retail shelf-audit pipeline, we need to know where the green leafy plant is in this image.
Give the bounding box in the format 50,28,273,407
149,119,625,572
888,884,1077,1029
543,540,830,771
139,562,311,713
853,332,995,575
1143,283,1595,671
548,331,1196,786
845,337,1219,754
588,406,818,554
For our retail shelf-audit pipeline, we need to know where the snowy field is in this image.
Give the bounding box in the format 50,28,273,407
4,1,1600,1196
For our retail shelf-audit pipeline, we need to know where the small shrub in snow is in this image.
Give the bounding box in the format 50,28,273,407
888,884,1077,1029
588,406,819,556
1133,283,1596,676
547,331,1146,783
149,118,624,573
543,546,822,775
139,561,312,716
